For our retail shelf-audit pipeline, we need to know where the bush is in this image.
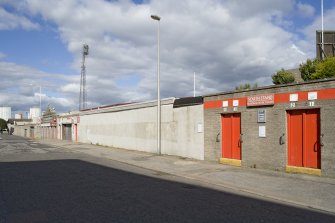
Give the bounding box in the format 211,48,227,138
0,118,8,130
272,69,295,84
299,58,319,81
235,83,258,90
311,57,335,79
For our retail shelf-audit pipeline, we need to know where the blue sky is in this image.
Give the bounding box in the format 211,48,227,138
0,0,335,114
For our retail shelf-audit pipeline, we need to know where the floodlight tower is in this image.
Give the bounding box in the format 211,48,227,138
79,44,89,110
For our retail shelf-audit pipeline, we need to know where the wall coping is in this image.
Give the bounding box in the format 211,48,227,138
80,97,175,116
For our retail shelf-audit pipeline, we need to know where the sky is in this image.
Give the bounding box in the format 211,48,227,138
0,0,335,115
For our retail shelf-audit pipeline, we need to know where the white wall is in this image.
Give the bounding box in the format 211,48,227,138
77,98,204,160
162,105,204,160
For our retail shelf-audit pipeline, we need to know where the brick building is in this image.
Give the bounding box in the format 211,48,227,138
203,78,335,177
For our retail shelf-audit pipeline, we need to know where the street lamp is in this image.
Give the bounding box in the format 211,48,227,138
151,14,161,155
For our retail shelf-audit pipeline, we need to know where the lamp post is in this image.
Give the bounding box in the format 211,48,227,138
151,14,161,155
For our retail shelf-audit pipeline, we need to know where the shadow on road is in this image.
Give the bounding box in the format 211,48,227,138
0,159,334,223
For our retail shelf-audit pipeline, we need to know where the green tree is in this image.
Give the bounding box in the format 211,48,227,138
311,57,335,80
235,83,250,90
235,83,258,90
299,58,319,81
272,69,295,84
0,118,8,130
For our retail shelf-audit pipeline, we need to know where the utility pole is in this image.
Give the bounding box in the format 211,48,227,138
193,72,196,97
321,0,324,59
79,44,89,110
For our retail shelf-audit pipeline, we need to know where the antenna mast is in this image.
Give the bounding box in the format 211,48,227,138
79,44,89,110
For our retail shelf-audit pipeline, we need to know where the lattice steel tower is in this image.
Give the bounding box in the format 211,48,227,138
79,44,89,110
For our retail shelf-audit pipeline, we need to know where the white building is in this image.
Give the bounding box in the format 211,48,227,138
15,113,23,119
29,107,41,119
29,107,41,123
0,107,11,121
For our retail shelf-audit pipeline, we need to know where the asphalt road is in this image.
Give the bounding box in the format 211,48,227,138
0,135,334,223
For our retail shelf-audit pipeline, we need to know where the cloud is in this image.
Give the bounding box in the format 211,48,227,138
300,6,335,57
0,7,39,30
297,2,315,18
0,0,322,112
0,52,6,59
291,44,305,55
0,60,79,112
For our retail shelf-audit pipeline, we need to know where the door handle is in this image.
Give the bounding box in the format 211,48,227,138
216,132,220,142
238,133,243,147
279,133,285,145
314,142,318,152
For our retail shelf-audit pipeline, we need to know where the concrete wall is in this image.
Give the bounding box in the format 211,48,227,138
12,124,41,139
204,79,335,177
78,98,204,160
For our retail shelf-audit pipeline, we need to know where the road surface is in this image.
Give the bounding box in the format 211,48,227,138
0,135,334,222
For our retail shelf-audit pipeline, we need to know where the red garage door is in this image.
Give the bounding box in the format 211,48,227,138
287,109,320,169
221,113,241,160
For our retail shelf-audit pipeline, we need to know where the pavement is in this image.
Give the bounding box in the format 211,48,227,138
37,139,335,214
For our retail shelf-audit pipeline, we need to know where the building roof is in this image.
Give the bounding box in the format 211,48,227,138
173,96,203,108
7,119,32,124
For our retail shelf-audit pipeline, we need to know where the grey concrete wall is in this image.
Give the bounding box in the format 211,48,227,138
78,98,204,160
204,79,335,177
12,125,41,139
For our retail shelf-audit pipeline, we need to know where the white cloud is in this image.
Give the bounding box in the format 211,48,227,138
297,2,315,18
0,7,39,30
0,60,79,112
1,0,323,112
291,44,306,55
300,7,335,57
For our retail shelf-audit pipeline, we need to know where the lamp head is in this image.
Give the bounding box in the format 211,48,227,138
151,15,161,21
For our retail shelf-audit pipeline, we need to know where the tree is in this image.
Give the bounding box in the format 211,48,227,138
235,83,258,90
272,69,295,85
299,58,319,81
235,83,256,90
0,118,8,130
311,57,335,80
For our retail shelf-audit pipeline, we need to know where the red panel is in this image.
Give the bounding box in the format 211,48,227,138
221,114,232,159
288,110,303,167
232,114,241,160
304,109,320,168
204,101,222,109
204,88,335,110
318,88,335,100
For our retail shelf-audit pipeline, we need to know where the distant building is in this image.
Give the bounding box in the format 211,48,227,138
29,107,41,123
15,113,23,119
0,107,11,121
29,107,41,119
